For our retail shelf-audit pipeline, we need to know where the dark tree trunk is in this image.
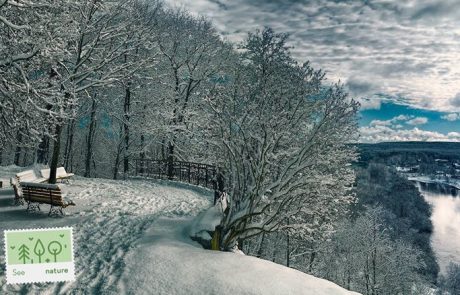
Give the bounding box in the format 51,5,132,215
84,97,97,177
37,103,53,165
22,149,28,166
123,84,131,177
256,232,266,258
167,141,174,179
37,136,50,164
113,152,120,180
113,124,124,180
14,132,22,166
286,224,290,267
161,138,165,160
49,124,63,184
64,120,75,170
308,251,316,273
140,134,145,174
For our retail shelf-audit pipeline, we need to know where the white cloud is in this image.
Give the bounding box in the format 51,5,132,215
164,0,460,113
370,114,415,127
360,126,460,143
358,98,382,110
406,117,428,125
370,119,392,127
394,115,411,121
441,113,460,121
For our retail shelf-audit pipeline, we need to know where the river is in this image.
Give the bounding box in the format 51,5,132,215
415,181,460,273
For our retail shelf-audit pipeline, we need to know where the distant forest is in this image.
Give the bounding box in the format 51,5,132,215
357,142,460,163
356,142,460,178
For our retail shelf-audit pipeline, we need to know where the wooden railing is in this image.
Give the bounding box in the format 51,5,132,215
133,159,220,191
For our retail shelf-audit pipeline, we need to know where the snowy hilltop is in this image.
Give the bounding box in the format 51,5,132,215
0,166,358,294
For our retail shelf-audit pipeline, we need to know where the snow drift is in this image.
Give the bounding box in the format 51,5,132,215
0,166,359,294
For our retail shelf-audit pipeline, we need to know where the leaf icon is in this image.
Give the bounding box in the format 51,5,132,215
10,246,15,250
48,241,63,262
34,239,46,263
59,234,64,238
28,237,34,241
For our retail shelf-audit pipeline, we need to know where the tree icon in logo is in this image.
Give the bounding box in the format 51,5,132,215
34,239,46,263
18,244,30,264
47,241,63,262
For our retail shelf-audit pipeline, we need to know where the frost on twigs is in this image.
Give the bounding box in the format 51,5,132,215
205,28,359,250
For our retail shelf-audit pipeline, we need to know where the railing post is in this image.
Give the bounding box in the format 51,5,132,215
167,157,174,180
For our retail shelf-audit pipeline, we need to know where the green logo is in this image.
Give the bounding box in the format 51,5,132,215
6,228,72,265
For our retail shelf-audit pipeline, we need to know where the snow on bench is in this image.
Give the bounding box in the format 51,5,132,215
40,167,75,182
16,170,47,183
21,182,75,216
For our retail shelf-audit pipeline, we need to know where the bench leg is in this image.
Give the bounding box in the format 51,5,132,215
14,197,24,206
49,205,64,217
27,202,40,212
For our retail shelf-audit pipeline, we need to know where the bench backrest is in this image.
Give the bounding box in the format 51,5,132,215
40,168,50,179
20,182,63,206
16,170,38,183
57,167,68,178
40,167,70,179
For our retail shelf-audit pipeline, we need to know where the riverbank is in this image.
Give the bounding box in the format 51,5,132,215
408,175,460,190
414,181,460,274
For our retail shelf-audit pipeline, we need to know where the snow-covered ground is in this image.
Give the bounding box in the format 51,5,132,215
120,217,360,295
0,165,358,294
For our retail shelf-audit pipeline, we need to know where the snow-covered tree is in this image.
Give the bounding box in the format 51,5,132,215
315,207,426,295
150,8,231,169
40,0,156,183
206,28,359,250
0,0,71,149
438,263,460,295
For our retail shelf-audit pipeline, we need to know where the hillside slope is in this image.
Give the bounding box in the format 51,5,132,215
120,217,360,295
0,165,359,294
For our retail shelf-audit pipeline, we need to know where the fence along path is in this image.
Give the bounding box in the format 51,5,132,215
133,159,221,191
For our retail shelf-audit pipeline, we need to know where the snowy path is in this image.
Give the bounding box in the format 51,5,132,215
0,172,211,295
1,167,358,295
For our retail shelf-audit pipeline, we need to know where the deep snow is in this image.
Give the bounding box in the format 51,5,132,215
0,165,359,294
120,217,360,295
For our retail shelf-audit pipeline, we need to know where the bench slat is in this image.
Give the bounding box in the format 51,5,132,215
21,182,60,190
25,197,64,206
22,188,61,194
21,182,65,207
25,195,64,205
23,190,63,199
24,193,62,200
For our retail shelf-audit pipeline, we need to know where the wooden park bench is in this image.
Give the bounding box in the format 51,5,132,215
40,167,75,182
15,170,47,184
20,182,75,216
10,177,24,206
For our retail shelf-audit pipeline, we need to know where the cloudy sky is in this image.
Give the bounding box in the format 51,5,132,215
165,0,460,142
